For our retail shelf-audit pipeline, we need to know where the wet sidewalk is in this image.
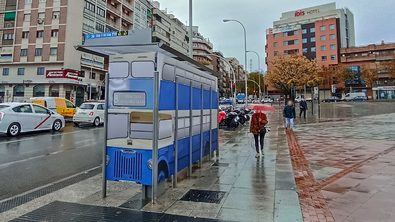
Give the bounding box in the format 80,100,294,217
4,109,302,222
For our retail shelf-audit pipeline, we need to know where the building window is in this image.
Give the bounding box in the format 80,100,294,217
96,23,105,32
320,25,326,31
97,7,105,17
52,11,60,19
33,85,45,97
311,47,316,52
22,31,29,39
24,14,31,22
283,41,288,46
321,56,327,61
273,33,280,38
37,67,45,75
310,37,316,42
310,27,315,33
85,1,95,12
50,47,58,56
320,35,326,41
25,0,32,4
90,72,96,79
329,24,335,30
2,68,10,76
36,30,44,38
294,30,298,35
302,29,307,34
38,12,45,19
302,38,307,43
274,51,279,56
321,45,327,51
330,34,336,40
17,68,25,75
330,55,336,61
3,33,14,40
35,48,42,56
294,40,299,45
303,48,308,53
273,42,278,47
13,85,25,97
330,44,336,50
20,49,28,56
51,29,58,37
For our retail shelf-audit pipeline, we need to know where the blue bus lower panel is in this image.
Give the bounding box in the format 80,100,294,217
105,129,218,186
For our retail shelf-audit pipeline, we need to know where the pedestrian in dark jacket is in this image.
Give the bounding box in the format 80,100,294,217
299,98,308,120
283,100,295,129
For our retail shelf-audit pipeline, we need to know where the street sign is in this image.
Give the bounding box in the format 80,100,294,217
84,31,129,40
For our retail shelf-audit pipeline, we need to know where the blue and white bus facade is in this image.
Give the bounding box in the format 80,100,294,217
105,51,219,186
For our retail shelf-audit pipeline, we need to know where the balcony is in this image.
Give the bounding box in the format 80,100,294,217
107,1,121,16
121,0,134,11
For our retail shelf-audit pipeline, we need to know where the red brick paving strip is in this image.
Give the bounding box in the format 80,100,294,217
317,146,395,189
286,130,335,222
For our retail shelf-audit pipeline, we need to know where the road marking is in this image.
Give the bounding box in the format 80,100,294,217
0,128,102,145
0,143,99,170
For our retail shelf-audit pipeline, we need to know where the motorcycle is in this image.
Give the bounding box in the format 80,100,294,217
219,111,239,129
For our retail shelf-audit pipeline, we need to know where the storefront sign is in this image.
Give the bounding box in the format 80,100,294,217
46,69,80,80
373,86,395,91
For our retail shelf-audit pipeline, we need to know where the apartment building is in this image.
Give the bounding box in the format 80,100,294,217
0,0,137,105
133,0,151,30
151,1,189,55
265,3,355,69
340,42,395,100
210,51,232,97
192,26,213,67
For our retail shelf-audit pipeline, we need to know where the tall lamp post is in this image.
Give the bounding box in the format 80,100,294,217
246,50,261,99
223,19,248,106
188,0,193,58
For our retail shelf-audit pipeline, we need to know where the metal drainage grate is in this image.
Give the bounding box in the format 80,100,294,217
0,167,101,214
13,201,230,222
180,189,226,204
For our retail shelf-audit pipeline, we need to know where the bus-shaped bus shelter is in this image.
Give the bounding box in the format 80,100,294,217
77,31,219,203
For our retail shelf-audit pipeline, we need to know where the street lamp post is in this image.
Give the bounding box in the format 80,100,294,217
209,54,237,103
223,19,248,106
188,0,193,58
247,50,261,99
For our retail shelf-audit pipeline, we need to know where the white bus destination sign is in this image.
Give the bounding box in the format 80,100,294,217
113,91,146,107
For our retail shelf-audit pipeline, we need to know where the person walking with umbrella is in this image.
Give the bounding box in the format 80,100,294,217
250,109,268,158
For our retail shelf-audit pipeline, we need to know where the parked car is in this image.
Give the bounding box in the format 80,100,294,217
73,102,105,127
322,96,341,103
343,92,367,101
0,102,65,136
351,96,368,102
261,96,274,103
30,97,76,119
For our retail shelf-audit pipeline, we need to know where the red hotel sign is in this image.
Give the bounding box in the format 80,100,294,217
46,69,80,80
295,9,320,17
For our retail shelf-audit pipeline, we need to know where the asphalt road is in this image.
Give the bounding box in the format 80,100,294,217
0,123,104,200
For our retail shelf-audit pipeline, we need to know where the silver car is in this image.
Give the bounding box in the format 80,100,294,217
0,102,65,136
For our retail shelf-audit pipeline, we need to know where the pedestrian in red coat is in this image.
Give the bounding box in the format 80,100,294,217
250,111,268,157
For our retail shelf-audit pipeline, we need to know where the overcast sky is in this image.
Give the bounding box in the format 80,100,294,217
156,0,395,71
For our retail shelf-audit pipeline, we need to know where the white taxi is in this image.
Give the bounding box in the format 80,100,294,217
0,103,65,136
73,102,105,127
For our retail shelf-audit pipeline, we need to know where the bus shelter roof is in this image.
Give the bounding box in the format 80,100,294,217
76,42,217,76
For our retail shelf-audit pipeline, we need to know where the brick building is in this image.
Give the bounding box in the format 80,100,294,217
340,42,395,100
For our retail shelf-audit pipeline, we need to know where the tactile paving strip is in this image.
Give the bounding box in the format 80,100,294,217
0,167,100,213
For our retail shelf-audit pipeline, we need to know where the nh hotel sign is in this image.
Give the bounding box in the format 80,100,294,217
294,8,320,17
